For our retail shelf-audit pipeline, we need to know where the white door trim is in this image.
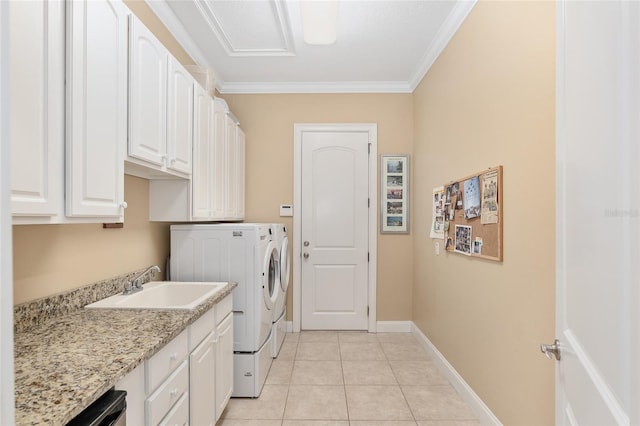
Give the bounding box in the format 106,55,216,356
293,123,378,332
0,1,15,421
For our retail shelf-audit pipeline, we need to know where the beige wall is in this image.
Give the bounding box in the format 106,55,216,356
13,176,170,304
411,1,555,424
222,94,415,321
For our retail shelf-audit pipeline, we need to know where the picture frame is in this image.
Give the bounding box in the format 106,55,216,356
380,155,409,233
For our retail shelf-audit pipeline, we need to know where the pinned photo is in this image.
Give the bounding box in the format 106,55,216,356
454,224,472,255
463,176,481,219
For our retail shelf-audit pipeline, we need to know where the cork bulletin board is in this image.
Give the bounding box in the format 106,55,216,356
442,166,503,261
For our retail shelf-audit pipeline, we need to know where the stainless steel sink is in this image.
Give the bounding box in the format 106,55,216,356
85,281,227,311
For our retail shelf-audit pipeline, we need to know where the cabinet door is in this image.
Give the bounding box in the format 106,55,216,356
236,127,246,219
166,57,193,175
224,116,238,219
115,363,145,426
190,332,216,426
192,85,212,219
66,0,127,218
216,313,234,420
129,16,168,168
211,100,226,219
10,0,64,217
167,56,195,175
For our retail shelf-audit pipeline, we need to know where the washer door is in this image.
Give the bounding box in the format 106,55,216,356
262,241,279,310
279,236,290,293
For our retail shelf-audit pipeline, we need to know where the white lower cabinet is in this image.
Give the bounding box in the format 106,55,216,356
116,295,233,425
146,359,189,425
189,334,216,425
189,318,216,425
215,311,234,420
159,392,189,426
115,362,145,425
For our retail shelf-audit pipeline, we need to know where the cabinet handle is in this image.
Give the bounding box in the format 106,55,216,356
170,388,179,397
120,201,128,209
170,352,178,361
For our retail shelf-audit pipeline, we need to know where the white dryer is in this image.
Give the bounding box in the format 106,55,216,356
170,223,280,397
270,223,290,358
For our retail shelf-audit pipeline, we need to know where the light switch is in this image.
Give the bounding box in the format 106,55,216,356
280,204,293,217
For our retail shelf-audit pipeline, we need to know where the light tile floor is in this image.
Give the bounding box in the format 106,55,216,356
218,332,480,426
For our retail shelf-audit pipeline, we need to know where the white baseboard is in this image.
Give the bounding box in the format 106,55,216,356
288,321,412,333
411,322,502,426
376,321,413,332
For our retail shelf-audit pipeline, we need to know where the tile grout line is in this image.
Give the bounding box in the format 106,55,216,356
280,336,299,424
338,332,351,423
379,333,419,424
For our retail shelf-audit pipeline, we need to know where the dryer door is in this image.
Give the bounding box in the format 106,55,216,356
279,236,290,293
262,241,279,310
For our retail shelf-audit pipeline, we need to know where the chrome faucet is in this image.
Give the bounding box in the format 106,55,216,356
123,265,161,295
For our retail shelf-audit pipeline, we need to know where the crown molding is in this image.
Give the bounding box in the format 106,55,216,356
409,0,478,91
145,0,477,95
218,81,414,94
144,0,216,70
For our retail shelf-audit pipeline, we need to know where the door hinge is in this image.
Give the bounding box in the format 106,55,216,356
368,198,370,208
367,252,370,262
367,306,370,316
368,143,371,154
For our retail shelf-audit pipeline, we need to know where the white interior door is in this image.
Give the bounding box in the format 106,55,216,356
300,129,370,330
555,1,639,424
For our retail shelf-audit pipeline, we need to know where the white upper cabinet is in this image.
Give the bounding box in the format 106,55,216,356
236,127,246,219
148,93,245,222
223,113,245,221
10,0,64,217
223,115,238,219
128,16,167,169
128,16,193,178
191,85,213,220
166,57,194,175
66,0,128,219
212,99,227,220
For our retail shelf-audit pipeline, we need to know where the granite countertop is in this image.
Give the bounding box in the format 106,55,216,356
14,281,237,426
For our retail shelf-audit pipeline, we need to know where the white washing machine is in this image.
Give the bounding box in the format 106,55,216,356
170,223,279,397
270,223,290,358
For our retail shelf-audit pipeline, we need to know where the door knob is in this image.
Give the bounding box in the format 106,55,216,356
303,253,309,259
540,339,561,361
304,241,310,247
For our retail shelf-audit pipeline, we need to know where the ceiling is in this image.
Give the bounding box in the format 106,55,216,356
146,0,477,94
